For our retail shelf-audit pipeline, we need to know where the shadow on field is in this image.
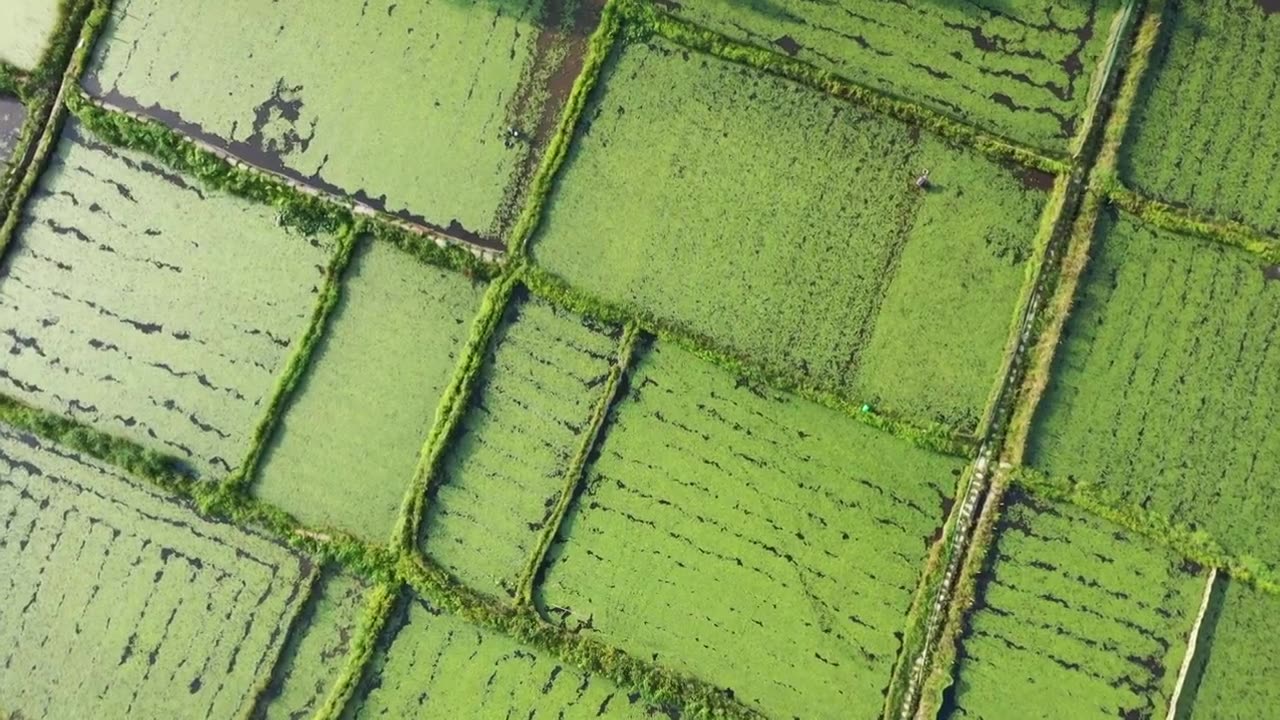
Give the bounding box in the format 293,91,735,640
1169,574,1228,720
708,0,1017,18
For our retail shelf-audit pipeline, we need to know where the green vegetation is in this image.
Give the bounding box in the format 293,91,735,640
86,0,599,244
420,293,622,600
251,239,486,542
1120,0,1280,235
1028,210,1280,580
1178,577,1280,720
535,341,964,719
651,0,1124,153
532,35,1047,433
0,422,312,718
945,490,1204,720
254,567,368,720
343,591,664,719
0,0,59,70
0,122,337,478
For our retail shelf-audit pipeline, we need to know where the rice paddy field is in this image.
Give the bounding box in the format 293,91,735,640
420,293,621,599
250,239,486,542
1177,578,1280,720
661,0,1126,152
0,0,59,70
535,341,965,718
84,0,601,246
1119,0,1280,234
533,36,1047,431
943,490,1204,720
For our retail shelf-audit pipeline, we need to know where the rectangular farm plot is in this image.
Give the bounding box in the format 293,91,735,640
420,293,621,599
663,0,1125,152
85,0,602,247
343,592,663,719
532,37,1048,432
943,490,1204,720
534,341,965,719
1180,578,1280,720
0,122,336,478
0,0,60,70
1028,211,1280,577
0,423,312,719
251,239,486,543
1120,0,1280,234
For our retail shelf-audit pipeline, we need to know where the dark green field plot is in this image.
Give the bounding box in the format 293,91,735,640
1179,578,1280,720
86,0,601,247
532,37,1047,432
0,423,312,718
660,0,1124,152
944,490,1203,719
343,592,663,719
253,567,368,720
251,240,486,543
1120,0,1280,234
0,0,59,70
420,293,621,599
0,122,335,478
1029,211,1280,577
1,95,26,170
535,341,964,719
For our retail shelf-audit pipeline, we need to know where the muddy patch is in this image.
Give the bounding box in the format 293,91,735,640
1258,0,1280,15
773,35,802,56
0,95,27,167
1015,165,1056,192
1263,265,1280,282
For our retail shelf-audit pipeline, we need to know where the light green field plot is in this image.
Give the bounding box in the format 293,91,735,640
253,567,368,720
420,293,620,599
343,593,663,719
944,490,1203,720
251,239,485,542
0,0,60,70
86,0,599,244
1029,211,1280,577
0,122,335,478
532,37,1047,432
535,341,964,719
662,0,1124,152
0,423,312,719
1180,578,1280,720
1120,0,1280,234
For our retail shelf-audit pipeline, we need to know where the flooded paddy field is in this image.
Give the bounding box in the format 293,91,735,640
84,0,603,249
343,591,665,719
532,36,1048,433
1028,210,1280,579
0,0,59,70
0,95,27,172
0,423,312,718
660,0,1124,152
0,121,337,479
420,292,621,600
534,341,965,719
1176,578,1280,719
943,490,1204,720
250,239,486,543
1120,0,1280,234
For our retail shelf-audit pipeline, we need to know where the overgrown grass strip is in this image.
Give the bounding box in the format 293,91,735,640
313,582,399,720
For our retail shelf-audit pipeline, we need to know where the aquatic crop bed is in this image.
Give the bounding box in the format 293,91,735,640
1178,578,1280,719
944,490,1203,720
251,239,486,543
0,122,336,478
0,96,26,170
1028,211,1280,578
0,423,312,718
535,341,964,719
532,36,1048,432
420,293,621,599
1119,0,1280,234
84,0,602,247
0,0,59,70
658,0,1124,153
343,592,662,719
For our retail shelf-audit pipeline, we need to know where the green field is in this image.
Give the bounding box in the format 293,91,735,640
0,122,336,478
945,490,1204,720
86,0,599,245
251,239,485,542
532,36,1047,431
661,0,1124,152
1180,578,1280,720
420,293,620,599
254,567,368,720
343,592,662,719
0,0,59,70
534,341,964,718
1028,211,1280,576
0,422,312,718
1120,0,1280,234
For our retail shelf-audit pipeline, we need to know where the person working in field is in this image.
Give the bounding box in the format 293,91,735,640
915,169,930,190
